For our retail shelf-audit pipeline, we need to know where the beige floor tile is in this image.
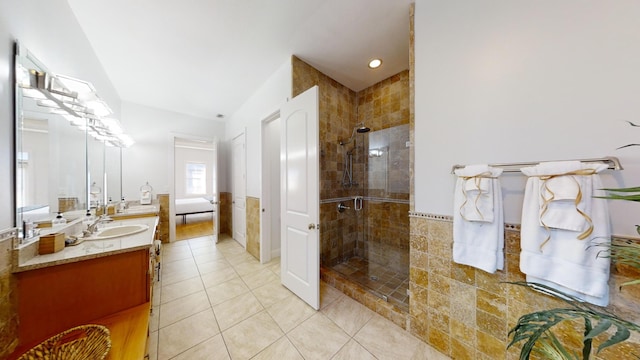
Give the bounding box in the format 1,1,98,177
162,257,197,274
252,280,295,308
411,341,451,360
158,309,220,360
266,258,281,275
266,294,316,333
161,276,204,304
159,290,212,328
226,251,260,266
331,339,377,360
205,277,250,306
149,307,160,332
322,295,375,336
321,282,344,309
253,336,303,360
354,314,421,360
163,248,194,263
197,258,231,276
222,311,284,359
188,237,216,249
201,266,239,288
148,330,158,360
233,259,266,276
152,282,162,307
193,250,226,264
213,292,264,330
240,268,278,289
161,268,200,287
287,313,351,360
172,334,230,360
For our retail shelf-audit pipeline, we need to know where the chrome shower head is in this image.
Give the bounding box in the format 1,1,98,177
338,123,371,145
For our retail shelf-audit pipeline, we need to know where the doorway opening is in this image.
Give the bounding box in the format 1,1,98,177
173,137,218,241
260,112,281,263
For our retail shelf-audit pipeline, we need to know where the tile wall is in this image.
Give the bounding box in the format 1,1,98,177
219,192,232,236
292,56,360,268
408,216,640,359
292,56,411,272
157,194,169,243
246,197,260,260
0,230,18,358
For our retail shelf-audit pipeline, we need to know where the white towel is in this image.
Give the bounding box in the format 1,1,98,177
520,161,611,306
453,165,504,273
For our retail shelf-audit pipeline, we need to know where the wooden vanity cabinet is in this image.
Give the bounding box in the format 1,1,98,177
15,248,150,351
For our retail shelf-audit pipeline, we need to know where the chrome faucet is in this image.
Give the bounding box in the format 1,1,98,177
83,215,113,237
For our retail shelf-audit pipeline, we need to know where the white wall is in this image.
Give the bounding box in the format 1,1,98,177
120,101,226,201
0,0,120,230
414,0,640,236
174,145,215,199
225,59,292,197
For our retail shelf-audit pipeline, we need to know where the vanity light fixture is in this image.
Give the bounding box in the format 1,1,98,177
368,58,382,69
17,67,134,148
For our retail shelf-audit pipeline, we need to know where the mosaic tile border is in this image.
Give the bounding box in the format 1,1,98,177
408,212,522,230
0,228,18,245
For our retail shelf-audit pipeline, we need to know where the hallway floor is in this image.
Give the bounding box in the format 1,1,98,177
150,234,449,359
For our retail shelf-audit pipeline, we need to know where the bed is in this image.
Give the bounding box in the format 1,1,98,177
175,197,215,224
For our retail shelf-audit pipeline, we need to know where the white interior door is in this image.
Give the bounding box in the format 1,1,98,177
280,86,320,310
232,132,246,248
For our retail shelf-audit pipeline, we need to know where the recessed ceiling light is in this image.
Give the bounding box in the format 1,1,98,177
368,59,382,69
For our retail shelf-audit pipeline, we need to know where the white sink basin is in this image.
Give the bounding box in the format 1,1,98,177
92,224,149,239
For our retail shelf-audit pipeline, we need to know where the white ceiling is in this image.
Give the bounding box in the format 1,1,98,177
66,0,412,121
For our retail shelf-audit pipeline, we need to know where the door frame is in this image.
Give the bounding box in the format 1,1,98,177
168,132,219,242
260,111,281,264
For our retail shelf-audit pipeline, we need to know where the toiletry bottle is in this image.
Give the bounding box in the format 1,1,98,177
118,196,126,213
82,210,94,226
52,212,67,226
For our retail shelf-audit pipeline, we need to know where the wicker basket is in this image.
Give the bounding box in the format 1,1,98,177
18,324,111,360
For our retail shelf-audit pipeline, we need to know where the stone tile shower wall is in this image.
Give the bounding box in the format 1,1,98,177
292,57,411,275
292,56,360,267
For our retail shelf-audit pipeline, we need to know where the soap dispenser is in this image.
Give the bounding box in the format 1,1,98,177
52,212,67,226
118,196,127,213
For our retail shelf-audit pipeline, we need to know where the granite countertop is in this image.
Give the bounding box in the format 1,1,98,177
13,216,158,273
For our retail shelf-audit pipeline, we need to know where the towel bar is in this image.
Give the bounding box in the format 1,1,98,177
450,156,623,174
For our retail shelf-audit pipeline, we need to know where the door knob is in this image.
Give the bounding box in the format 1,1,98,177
308,223,316,230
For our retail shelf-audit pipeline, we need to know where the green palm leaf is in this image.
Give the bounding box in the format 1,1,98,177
508,282,640,359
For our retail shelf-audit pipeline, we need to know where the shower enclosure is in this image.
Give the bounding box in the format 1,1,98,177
321,123,411,312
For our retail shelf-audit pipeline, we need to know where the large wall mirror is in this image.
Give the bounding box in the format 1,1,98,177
14,42,131,241
15,45,88,233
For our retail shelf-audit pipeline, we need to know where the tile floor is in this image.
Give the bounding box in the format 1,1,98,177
149,234,450,360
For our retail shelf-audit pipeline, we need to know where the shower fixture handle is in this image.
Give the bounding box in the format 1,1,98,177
337,202,350,213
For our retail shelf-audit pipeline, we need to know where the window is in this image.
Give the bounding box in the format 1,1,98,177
186,162,206,195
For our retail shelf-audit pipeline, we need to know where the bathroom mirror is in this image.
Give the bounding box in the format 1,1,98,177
15,42,129,240
105,146,122,202
15,44,88,236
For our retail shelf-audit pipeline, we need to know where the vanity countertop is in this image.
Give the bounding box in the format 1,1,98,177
13,216,158,273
